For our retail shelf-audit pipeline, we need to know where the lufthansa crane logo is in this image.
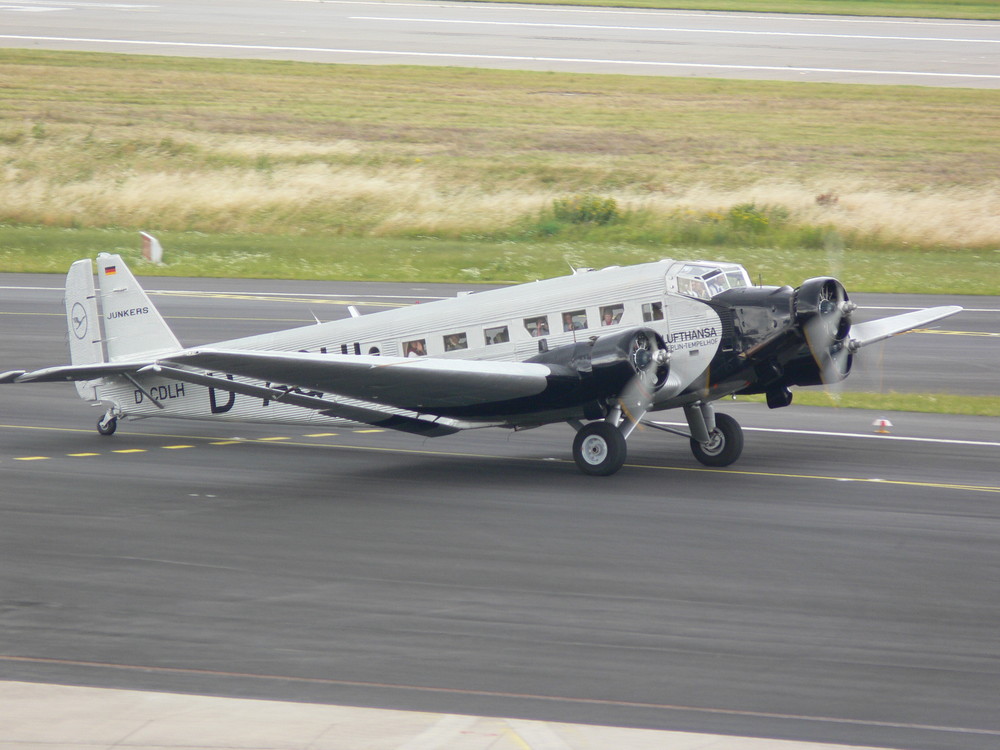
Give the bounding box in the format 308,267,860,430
71,302,88,340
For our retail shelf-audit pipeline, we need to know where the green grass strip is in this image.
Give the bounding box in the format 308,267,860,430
737,391,1000,417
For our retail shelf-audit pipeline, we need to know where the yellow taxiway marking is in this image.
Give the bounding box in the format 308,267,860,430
3,423,997,495
628,462,1000,494
356,429,385,434
912,328,1000,337
67,453,100,458
304,432,339,437
161,444,195,450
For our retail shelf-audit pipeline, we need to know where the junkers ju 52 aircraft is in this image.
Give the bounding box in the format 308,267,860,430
2,254,960,475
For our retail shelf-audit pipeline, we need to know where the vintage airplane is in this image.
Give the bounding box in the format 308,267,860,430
2,253,961,475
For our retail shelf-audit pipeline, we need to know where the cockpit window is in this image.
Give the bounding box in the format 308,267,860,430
677,264,751,299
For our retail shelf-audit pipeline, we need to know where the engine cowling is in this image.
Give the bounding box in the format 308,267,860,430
528,327,669,402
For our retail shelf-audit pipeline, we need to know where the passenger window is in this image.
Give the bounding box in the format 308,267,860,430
599,304,624,326
524,315,549,337
403,339,426,357
642,302,664,322
485,325,509,345
443,332,468,352
561,310,588,332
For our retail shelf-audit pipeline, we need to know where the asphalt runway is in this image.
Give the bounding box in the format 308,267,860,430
2,0,999,87
2,274,999,750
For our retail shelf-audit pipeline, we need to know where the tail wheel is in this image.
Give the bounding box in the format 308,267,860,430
573,422,627,476
690,412,743,467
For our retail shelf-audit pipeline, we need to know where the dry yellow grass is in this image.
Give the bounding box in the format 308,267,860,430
4,127,999,246
2,50,999,255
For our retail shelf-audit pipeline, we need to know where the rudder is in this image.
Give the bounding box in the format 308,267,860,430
97,253,181,361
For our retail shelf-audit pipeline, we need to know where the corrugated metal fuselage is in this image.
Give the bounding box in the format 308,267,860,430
99,261,753,427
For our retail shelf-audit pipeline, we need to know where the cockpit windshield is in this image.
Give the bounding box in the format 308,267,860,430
675,263,752,300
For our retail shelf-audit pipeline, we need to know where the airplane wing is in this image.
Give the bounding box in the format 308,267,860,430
161,348,559,414
145,362,469,436
848,305,963,350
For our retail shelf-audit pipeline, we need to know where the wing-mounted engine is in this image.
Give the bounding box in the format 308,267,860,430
789,277,857,387
711,276,857,407
527,327,669,412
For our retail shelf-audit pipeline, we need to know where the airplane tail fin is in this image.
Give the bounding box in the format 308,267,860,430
96,253,181,361
65,259,105,399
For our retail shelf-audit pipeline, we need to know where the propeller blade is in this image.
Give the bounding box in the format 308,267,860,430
617,331,668,435
803,314,851,385
799,279,853,385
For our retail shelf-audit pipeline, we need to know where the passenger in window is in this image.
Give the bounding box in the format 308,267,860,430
643,302,664,322
485,325,509,345
405,340,426,357
600,305,624,326
563,312,574,332
444,333,467,351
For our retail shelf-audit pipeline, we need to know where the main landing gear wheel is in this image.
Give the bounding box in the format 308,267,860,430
573,422,627,476
690,412,743,467
97,415,118,436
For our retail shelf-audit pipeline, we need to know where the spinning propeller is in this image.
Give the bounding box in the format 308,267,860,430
797,278,857,386
796,277,962,388
617,330,669,433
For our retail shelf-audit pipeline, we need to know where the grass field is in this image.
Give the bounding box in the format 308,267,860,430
1,49,998,293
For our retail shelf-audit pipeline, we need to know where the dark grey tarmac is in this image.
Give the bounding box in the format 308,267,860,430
1,275,999,750
2,0,999,87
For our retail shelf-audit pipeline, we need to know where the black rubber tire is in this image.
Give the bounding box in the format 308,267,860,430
97,416,118,436
573,422,628,476
690,412,743,467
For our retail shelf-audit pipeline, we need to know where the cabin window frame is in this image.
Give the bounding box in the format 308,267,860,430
402,339,427,357
599,304,624,326
443,331,469,352
524,315,550,338
642,301,664,322
561,309,588,332
484,324,510,345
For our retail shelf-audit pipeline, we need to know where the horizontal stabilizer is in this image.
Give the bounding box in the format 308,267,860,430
849,305,962,350
10,361,150,383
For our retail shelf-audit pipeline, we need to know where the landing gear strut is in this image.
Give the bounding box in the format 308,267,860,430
572,422,627,476
689,412,743,467
97,411,118,436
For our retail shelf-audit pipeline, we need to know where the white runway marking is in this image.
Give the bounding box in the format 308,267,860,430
2,35,998,81
653,422,1000,449
298,0,1000,29
351,16,1000,44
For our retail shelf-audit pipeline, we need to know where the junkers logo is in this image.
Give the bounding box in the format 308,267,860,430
107,306,149,320
71,302,88,340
